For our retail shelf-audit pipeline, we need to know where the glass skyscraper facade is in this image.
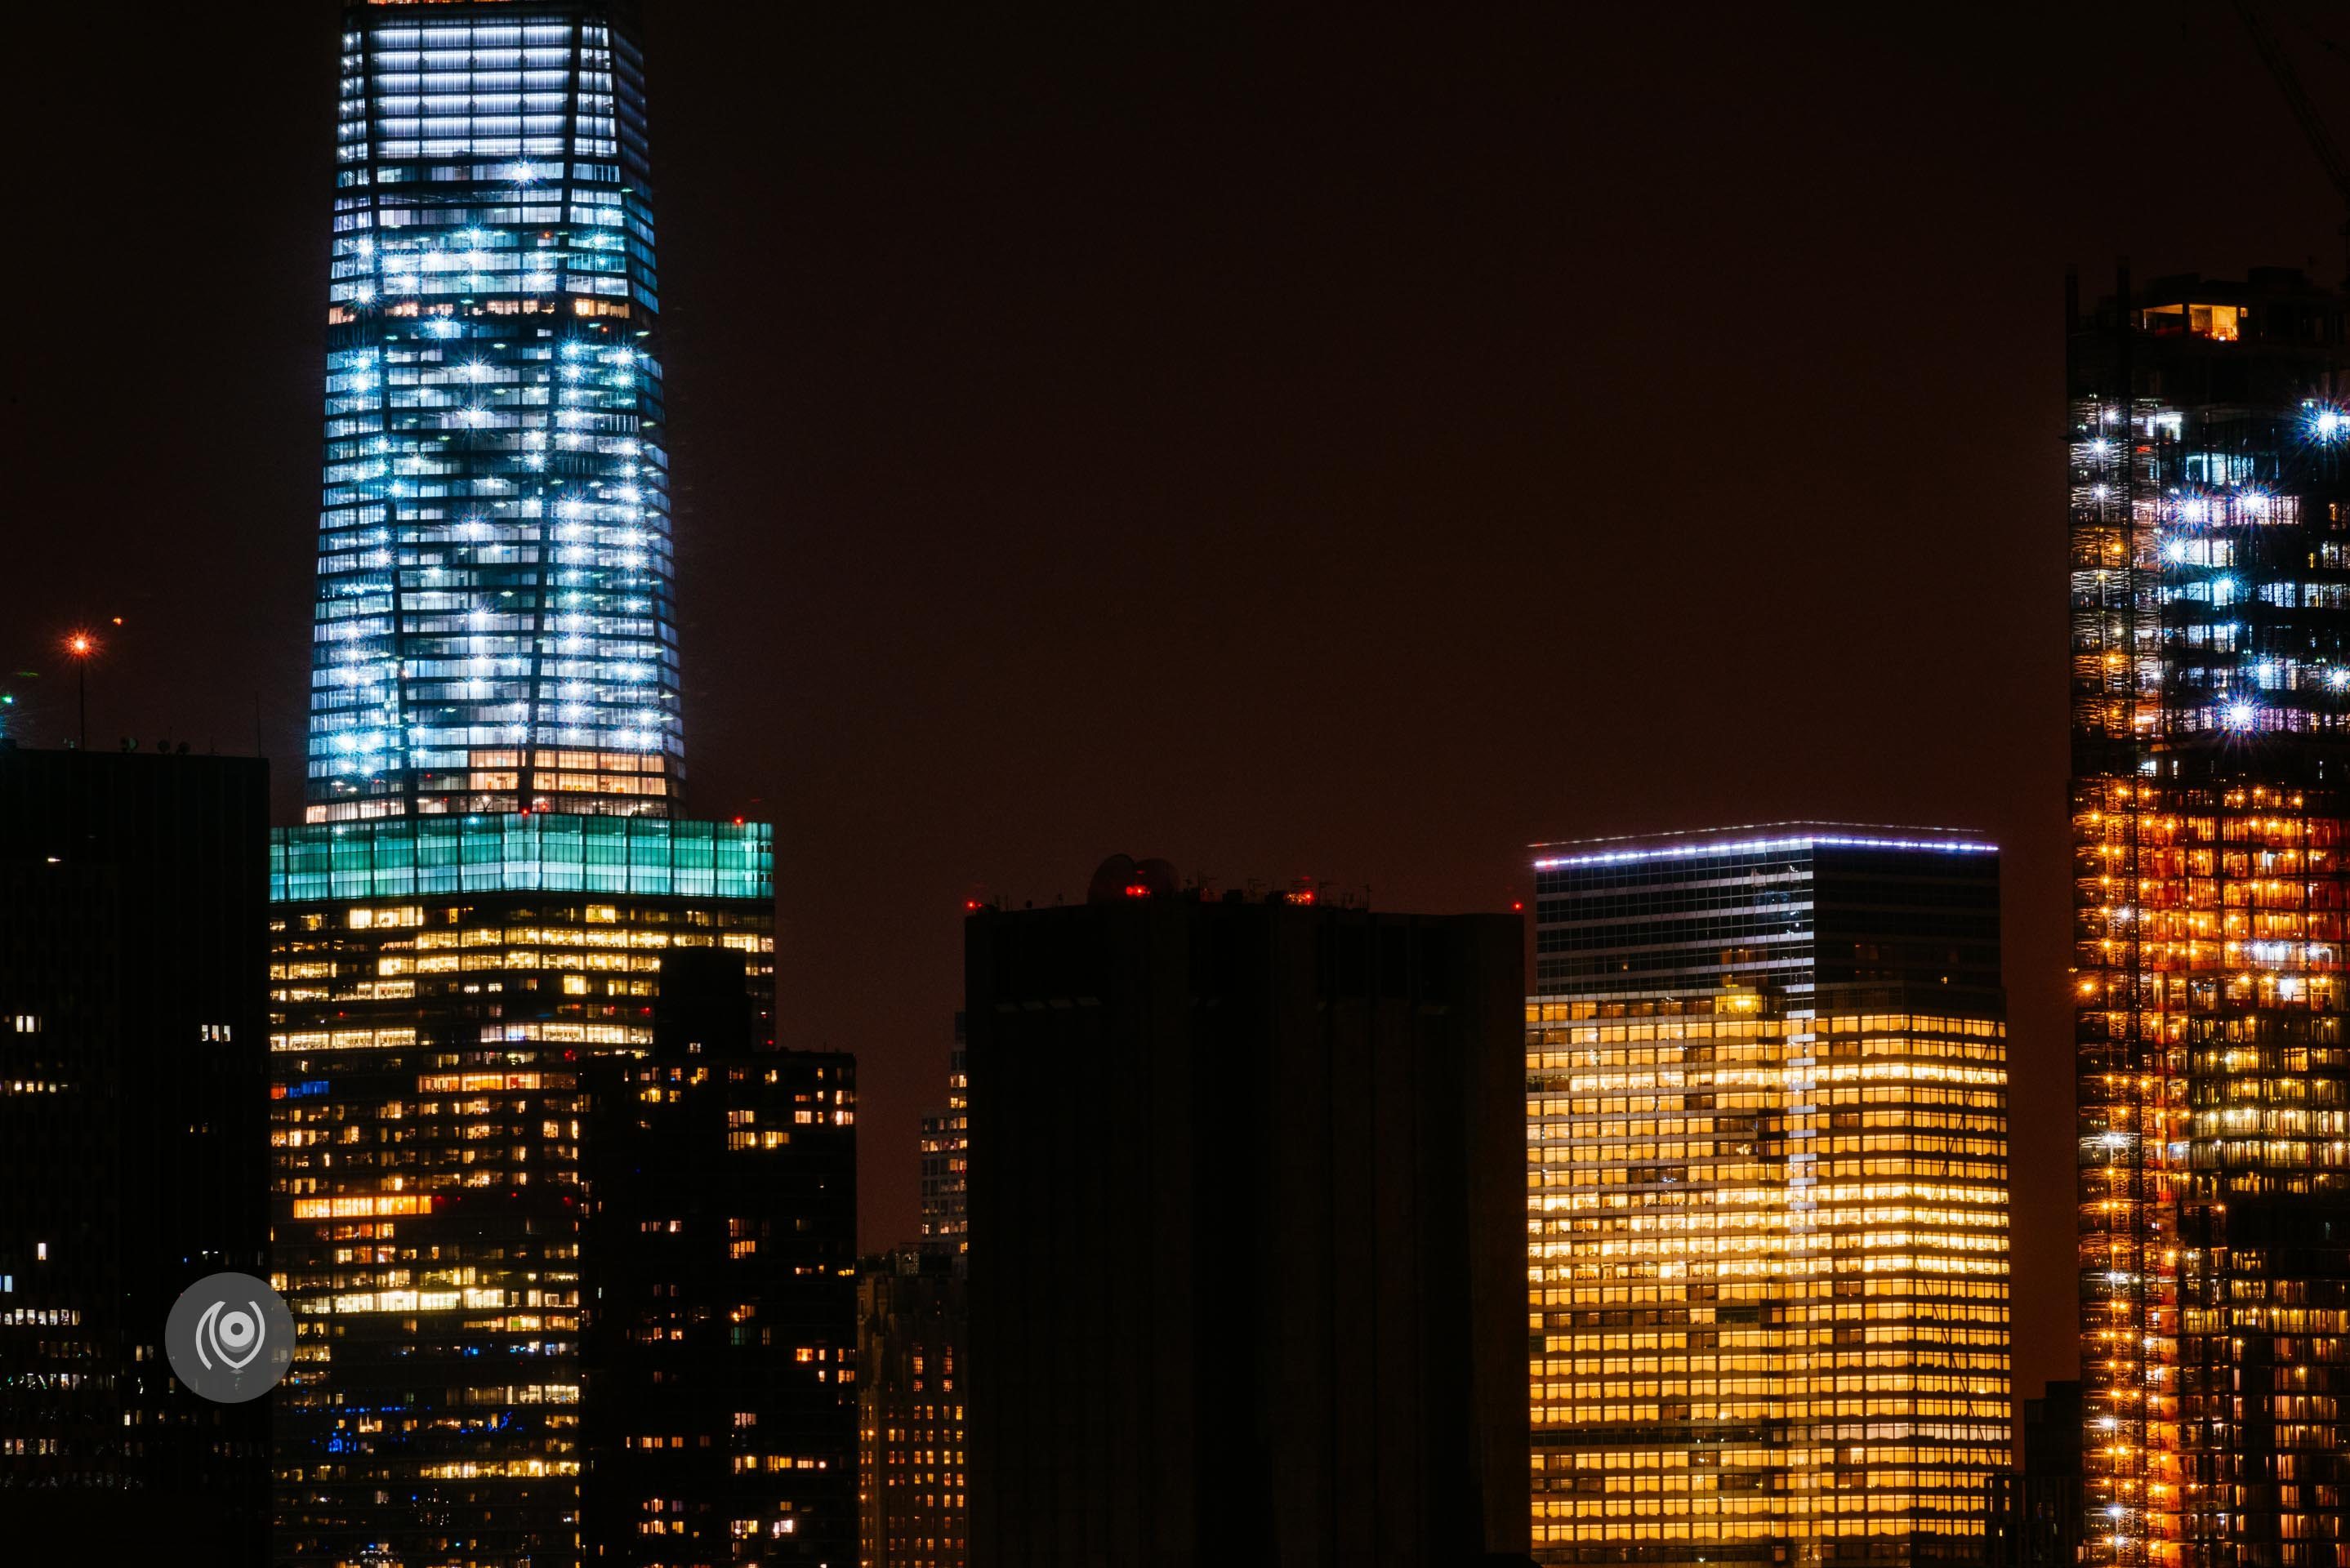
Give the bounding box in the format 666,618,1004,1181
2067,269,2350,1568
312,0,680,822
270,8,849,1564
1527,826,2012,1568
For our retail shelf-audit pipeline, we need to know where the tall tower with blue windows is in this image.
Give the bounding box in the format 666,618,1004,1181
313,0,680,822
270,7,858,1566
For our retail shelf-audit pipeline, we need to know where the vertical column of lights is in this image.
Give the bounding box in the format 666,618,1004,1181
2071,393,2180,1568
312,11,680,822
2172,785,2348,1562
1782,1000,1824,1552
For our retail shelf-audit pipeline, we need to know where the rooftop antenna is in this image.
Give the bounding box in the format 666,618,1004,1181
64,631,96,750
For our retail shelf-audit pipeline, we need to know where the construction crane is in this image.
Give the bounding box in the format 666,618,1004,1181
2231,1,2350,281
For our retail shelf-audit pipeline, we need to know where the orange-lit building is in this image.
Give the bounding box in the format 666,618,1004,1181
857,1250,965,1568
582,950,858,1565
917,1022,966,1258
2067,266,2350,1568
1527,827,2012,1568
266,817,781,1566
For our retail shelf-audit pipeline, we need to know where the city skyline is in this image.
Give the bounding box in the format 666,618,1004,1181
6,0,2348,1424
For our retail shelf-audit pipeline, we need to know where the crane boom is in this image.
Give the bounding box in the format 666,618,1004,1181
2232,1,2350,214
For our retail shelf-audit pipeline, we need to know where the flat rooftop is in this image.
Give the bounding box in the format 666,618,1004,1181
1528,821,1995,870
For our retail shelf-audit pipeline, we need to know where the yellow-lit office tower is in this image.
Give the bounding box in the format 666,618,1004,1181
1527,826,2012,1568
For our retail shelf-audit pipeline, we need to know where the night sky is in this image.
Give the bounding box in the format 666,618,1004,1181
5,2,2343,1411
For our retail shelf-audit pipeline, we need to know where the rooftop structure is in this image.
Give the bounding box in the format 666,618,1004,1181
1530,822,2001,1004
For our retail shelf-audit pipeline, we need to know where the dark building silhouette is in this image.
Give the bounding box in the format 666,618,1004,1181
963,857,1530,1567
2067,267,2350,1564
0,743,270,1565
582,950,858,1564
1991,1382,2085,1568
857,1248,967,1568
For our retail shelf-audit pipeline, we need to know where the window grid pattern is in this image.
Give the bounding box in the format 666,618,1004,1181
1529,995,2011,1562
311,7,679,822
267,887,775,1567
2068,373,2350,1566
270,817,771,904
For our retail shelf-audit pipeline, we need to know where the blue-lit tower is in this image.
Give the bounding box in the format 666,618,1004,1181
270,7,857,1566
312,0,680,822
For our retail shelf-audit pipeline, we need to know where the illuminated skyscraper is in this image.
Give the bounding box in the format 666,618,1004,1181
267,819,777,1566
310,0,680,822
2067,268,2350,1568
270,7,839,1564
1527,826,2011,1568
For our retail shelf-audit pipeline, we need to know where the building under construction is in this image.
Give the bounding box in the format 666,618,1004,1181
2067,265,2350,1568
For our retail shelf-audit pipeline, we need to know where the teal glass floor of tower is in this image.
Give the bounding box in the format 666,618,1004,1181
311,3,682,822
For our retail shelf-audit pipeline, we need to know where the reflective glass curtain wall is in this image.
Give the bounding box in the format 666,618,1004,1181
314,0,680,822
